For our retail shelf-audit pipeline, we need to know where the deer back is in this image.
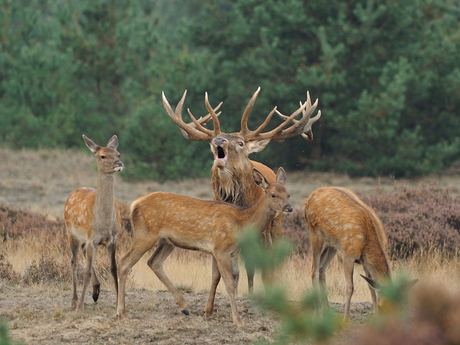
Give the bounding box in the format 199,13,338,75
130,168,291,253
304,187,390,278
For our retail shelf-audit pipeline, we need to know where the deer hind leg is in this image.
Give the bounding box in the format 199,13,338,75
215,251,243,327
147,239,189,315
205,256,221,318
69,234,80,308
117,235,157,321
107,240,118,308
342,255,355,320
76,241,97,314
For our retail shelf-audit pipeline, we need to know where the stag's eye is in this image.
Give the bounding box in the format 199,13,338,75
238,142,244,147
101,155,106,159
271,193,276,198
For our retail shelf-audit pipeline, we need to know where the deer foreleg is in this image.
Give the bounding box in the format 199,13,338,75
76,241,97,314
107,240,118,308
69,235,80,308
342,256,355,320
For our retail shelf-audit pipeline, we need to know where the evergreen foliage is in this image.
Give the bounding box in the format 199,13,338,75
1,0,459,179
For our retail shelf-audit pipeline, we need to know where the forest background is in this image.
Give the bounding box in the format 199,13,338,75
1,0,460,181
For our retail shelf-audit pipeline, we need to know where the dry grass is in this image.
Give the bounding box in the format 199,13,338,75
2,148,460,305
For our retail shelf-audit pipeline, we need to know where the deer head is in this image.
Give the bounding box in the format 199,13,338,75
83,135,124,174
162,88,321,174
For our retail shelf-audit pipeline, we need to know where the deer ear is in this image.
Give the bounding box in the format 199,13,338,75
252,168,269,189
360,274,381,291
107,135,119,149
246,139,271,154
82,135,100,154
276,167,287,185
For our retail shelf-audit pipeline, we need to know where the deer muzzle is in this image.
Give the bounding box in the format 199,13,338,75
283,204,293,213
211,137,228,168
114,160,124,172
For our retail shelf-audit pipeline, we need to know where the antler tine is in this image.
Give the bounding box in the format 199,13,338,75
240,87,261,136
252,107,277,136
162,91,213,141
275,92,321,141
204,92,222,136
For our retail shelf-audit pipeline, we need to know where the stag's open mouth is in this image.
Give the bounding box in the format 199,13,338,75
216,146,226,159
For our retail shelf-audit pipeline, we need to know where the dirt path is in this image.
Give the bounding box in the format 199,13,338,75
1,284,373,344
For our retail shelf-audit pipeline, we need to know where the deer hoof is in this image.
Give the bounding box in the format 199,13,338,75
92,293,99,302
181,309,190,315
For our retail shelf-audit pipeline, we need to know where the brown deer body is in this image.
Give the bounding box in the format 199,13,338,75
163,88,320,291
304,187,391,319
64,135,124,313
117,168,292,327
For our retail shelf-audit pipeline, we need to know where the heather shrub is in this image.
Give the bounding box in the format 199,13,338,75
360,184,460,258
0,203,131,286
281,184,460,259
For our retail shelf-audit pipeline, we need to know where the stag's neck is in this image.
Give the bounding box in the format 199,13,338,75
94,172,116,220
212,162,260,206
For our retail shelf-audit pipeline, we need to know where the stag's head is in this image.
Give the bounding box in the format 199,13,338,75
162,88,321,174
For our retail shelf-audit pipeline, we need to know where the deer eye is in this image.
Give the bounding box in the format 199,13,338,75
271,193,276,198
238,142,244,147
101,155,106,159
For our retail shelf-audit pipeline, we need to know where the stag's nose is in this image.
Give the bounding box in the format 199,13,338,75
213,137,227,147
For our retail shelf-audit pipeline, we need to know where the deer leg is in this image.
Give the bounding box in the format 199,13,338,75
319,247,337,290
76,241,97,314
117,236,156,321
107,240,118,308
363,267,378,314
69,234,80,308
147,239,189,314
231,256,240,295
342,256,355,320
205,256,221,318
215,251,243,327
81,242,100,303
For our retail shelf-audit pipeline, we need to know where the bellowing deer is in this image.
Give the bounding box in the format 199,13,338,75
64,135,124,313
117,167,292,327
304,187,416,319
162,88,321,292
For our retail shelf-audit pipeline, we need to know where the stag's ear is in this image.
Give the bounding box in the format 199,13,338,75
252,168,269,189
82,135,100,154
246,139,271,154
276,167,287,185
107,135,119,149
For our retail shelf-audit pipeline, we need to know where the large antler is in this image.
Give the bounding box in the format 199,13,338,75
162,90,222,141
239,89,321,142
275,92,322,141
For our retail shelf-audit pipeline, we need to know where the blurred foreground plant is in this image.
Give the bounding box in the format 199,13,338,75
238,227,341,344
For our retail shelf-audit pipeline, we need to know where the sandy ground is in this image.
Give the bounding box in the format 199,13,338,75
1,284,373,345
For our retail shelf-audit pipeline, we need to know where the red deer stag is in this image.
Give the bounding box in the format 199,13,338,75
64,135,124,313
162,88,320,292
304,187,416,319
117,167,292,327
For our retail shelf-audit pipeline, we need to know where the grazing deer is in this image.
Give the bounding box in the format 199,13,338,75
304,187,415,319
64,134,124,313
117,167,292,327
163,88,320,292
